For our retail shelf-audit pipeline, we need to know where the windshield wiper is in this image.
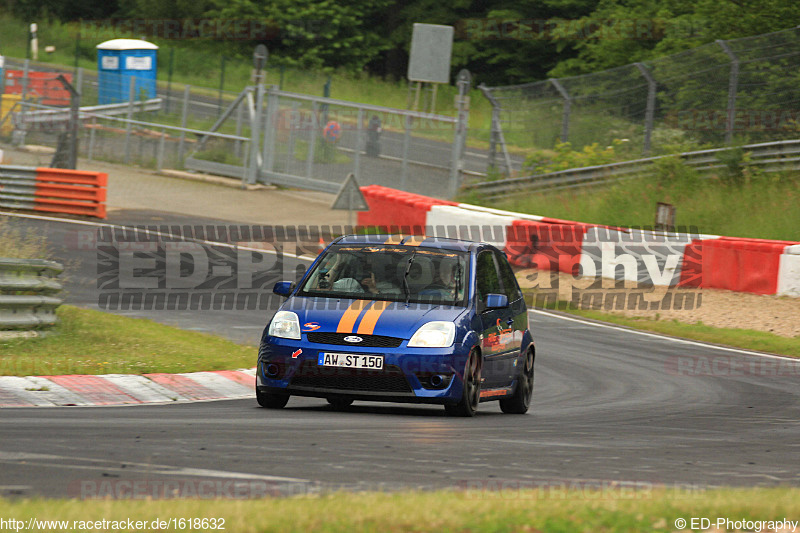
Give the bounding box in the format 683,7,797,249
402,250,416,305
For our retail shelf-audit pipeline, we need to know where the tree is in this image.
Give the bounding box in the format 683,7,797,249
210,0,392,71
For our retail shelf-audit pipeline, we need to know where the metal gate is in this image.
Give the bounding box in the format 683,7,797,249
186,82,471,199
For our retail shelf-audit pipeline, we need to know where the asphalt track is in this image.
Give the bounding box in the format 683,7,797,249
1,213,799,498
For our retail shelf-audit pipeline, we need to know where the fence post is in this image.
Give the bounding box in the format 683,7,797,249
635,62,656,155
166,47,174,114
286,101,299,175
354,108,364,182
76,67,83,101
248,83,264,184
717,39,739,145
18,59,29,145
218,54,226,118
178,85,190,163
549,78,571,143
488,107,498,171
262,87,277,178
55,74,80,169
448,69,471,198
88,116,96,161
124,76,136,164
157,129,166,170
235,99,243,159
306,101,318,180
400,114,411,191
478,83,513,174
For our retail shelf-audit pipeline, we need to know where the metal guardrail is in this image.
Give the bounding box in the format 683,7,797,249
11,99,163,126
0,165,38,211
464,139,800,199
0,258,63,330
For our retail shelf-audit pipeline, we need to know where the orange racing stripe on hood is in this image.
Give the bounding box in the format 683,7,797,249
336,300,371,333
356,300,389,335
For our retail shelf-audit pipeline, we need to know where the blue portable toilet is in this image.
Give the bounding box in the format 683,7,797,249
96,39,158,105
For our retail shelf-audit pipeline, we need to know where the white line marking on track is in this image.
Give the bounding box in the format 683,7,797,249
0,451,309,483
530,308,798,361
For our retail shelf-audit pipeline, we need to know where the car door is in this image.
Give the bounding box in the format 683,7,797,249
476,249,518,388
495,250,528,387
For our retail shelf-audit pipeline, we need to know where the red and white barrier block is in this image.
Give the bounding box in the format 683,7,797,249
357,186,800,297
0,165,107,219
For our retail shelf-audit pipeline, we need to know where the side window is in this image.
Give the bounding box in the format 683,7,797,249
496,251,522,302
476,251,502,304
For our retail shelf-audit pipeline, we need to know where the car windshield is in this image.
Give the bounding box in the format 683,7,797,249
298,245,469,306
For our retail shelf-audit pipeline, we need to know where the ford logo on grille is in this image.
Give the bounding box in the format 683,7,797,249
343,335,363,343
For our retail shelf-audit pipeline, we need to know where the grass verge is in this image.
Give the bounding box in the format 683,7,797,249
537,301,800,357
0,488,798,532
473,169,800,242
0,305,256,376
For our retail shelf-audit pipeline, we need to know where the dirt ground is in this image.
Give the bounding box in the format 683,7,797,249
516,268,800,338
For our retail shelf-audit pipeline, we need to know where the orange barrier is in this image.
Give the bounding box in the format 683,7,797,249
679,237,795,294
505,220,591,275
4,71,73,106
357,185,458,231
34,168,107,219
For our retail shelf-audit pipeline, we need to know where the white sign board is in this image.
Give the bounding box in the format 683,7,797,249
407,23,453,84
125,56,152,70
101,56,119,70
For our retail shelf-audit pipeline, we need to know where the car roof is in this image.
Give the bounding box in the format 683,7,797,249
332,234,483,253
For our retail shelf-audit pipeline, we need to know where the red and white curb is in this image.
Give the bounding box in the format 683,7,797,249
0,368,256,407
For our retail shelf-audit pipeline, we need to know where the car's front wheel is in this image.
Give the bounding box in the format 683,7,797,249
445,348,481,417
500,349,534,414
256,388,290,408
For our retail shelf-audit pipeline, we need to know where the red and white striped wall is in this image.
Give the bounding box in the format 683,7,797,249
357,186,800,297
0,368,255,407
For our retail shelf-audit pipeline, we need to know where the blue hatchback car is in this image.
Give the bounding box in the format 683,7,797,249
256,235,535,416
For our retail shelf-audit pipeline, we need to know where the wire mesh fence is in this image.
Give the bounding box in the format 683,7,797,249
0,58,470,198
481,26,800,173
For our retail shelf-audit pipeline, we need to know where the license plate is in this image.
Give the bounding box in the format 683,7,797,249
318,352,384,370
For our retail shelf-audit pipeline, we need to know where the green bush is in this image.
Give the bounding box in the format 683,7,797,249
522,138,632,175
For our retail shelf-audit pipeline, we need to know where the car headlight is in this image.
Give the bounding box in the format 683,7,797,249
268,311,301,340
408,321,455,348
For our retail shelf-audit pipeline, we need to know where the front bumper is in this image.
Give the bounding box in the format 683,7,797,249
257,336,471,404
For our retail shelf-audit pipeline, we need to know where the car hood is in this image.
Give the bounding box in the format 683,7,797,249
283,296,467,339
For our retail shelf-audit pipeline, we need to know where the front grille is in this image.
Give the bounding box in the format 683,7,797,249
306,332,403,348
290,361,412,393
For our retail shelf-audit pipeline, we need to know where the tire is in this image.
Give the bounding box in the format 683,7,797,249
445,348,481,417
256,388,290,409
500,349,534,414
327,397,354,410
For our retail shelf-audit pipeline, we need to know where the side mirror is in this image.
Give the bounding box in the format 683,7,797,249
273,281,294,297
485,293,508,309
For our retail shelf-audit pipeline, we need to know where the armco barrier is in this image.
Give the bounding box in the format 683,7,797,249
357,186,800,297
0,258,63,330
0,165,107,218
